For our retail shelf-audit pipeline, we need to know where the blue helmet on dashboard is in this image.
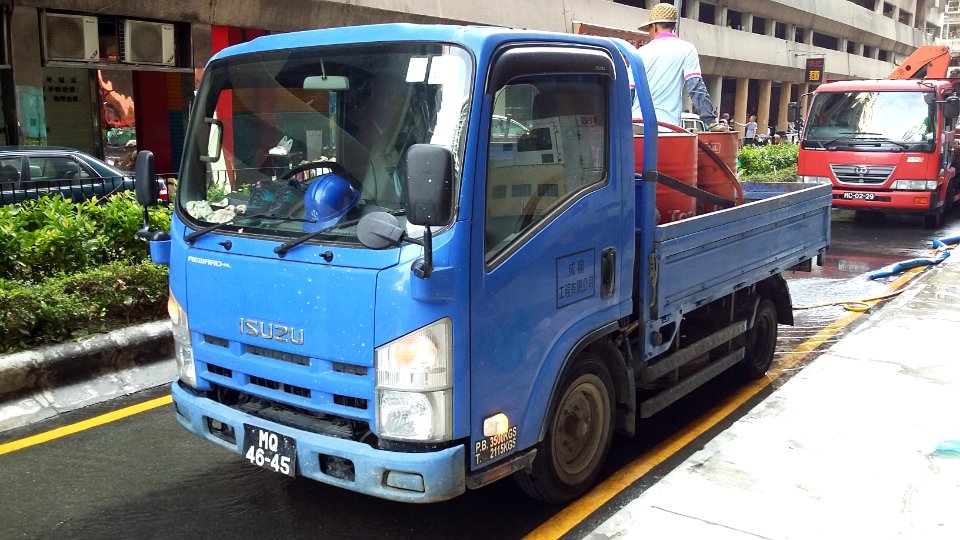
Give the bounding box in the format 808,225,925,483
303,172,360,232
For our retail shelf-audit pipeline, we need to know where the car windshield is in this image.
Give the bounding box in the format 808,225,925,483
178,42,472,242
802,90,935,151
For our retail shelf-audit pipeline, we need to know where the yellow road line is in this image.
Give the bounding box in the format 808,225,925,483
525,266,926,539
0,395,172,457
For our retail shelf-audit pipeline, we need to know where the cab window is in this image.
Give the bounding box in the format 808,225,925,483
484,75,607,262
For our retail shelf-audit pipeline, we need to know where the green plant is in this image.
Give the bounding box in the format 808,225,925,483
738,144,799,177
0,192,171,283
0,261,169,353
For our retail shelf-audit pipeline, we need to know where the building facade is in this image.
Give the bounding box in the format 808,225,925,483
0,0,944,172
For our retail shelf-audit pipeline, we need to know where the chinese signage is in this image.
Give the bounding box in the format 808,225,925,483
805,57,825,84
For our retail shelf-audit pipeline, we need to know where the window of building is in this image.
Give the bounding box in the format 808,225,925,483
878,50,889,61
898,10,912,25
882,2,894,18
752,16,768,35
485,76,607,262
812,32,839,51
726,9,743,30
863,45,874,57
774,22,787,39
949,0,960,13
698,2,716,24
847,40,858,54
795,27,806,43
849,0,876,10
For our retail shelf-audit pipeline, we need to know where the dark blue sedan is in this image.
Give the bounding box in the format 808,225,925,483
0,146,167,205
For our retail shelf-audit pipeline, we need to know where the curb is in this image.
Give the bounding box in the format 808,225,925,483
0,320,173,399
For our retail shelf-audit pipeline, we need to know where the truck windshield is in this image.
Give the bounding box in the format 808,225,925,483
802,90,935,151
178,42,472,243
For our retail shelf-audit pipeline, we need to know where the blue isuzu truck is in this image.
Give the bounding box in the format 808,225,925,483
134,24,830,503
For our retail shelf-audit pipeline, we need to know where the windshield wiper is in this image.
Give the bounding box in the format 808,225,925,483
274,208,406,258
823,132,912,150
185,213,311,244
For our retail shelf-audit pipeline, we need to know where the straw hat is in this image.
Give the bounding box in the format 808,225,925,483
639,3,678,29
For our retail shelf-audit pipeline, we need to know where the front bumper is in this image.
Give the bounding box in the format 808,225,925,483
832,188,940,212
171,381,466,503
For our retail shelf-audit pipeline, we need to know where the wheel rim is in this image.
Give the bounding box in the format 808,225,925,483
552,375,607,481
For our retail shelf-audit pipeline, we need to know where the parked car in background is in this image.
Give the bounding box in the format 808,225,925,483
0,146,167,205
680,112,706,133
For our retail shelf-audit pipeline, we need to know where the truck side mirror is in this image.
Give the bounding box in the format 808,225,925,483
944,95,960,121
787,102,799,123
135,150,158,208
402,144,453,227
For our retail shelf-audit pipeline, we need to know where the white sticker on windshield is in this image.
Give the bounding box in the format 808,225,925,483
406,57,429,83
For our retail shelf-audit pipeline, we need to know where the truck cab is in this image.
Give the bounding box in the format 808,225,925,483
797,78,960,226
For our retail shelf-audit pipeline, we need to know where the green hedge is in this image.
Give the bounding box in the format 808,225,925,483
0,193,172,352
0,260,169,353
738,144,799,182
0,193,170,283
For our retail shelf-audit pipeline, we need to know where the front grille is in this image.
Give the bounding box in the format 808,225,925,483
205,335,229,348
830,164,895,185
249,375,312,398
247,344,310,366
208,364,233,378
333,362,368,376
334,395,369,410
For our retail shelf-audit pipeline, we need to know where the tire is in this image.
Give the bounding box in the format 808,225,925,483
923,211,942,229
515,352,614,504
743,299,778,379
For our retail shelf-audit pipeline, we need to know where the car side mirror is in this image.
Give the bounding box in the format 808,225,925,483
135,150,158,208
944,95,960,122
402,144,454,227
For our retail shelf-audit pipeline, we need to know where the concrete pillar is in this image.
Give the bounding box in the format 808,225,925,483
734,77,749,140
875,1,883,14
709,75,723,115
744,13,753,33
799,83,810,118
786,23,796,42
688,0,700,21
10,6,45,145
757,79,773,139
717,6,728,27
777,82,793,132
840,38,849,53
804,29,813,45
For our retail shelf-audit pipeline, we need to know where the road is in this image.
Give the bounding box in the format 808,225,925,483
2,210,958,540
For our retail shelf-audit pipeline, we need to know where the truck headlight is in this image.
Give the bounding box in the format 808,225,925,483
375,318,453,442
892,180,938,190
799,175,831,184
168,293,196,388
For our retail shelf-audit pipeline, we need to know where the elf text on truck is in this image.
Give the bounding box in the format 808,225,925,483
796,78,960,227
135,24,830,504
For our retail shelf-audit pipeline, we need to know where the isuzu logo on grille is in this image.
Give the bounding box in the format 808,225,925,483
240,318,304,345
854,166,869,175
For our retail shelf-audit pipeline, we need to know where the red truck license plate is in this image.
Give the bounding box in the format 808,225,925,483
243,425,297,477
842,192,875,200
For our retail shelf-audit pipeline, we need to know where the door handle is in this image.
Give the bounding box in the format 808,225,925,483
601,247,616,299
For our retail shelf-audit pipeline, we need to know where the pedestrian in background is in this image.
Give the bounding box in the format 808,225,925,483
740,114,758,145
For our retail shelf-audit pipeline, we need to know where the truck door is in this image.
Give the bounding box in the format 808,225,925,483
469,49,627,470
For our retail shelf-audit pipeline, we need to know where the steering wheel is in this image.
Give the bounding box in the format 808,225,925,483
280,160,361,190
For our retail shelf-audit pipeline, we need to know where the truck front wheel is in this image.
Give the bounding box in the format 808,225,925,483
743,299,778,379
516,352,614,504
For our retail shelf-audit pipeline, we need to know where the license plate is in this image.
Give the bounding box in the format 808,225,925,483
242,425,297,477
842,192,875,200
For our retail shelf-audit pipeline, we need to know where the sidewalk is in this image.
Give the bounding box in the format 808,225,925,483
587,255,960,539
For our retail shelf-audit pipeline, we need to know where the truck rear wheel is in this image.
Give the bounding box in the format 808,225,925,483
516,352,614,504
743,299,778,379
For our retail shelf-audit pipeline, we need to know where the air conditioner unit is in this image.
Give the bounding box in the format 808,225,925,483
123,20,175,66
44,13,99,62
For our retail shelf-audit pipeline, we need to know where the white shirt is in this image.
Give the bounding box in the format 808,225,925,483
635,32,703,126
